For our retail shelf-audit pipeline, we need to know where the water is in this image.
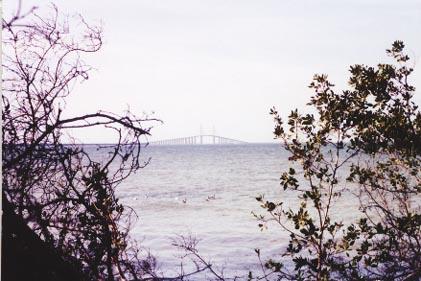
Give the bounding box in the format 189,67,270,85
108,144,360,278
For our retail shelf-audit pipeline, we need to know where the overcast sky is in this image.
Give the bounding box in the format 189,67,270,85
5,0,421,143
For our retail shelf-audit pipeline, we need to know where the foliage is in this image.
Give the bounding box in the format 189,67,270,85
2,3,159,280
256,41,420,280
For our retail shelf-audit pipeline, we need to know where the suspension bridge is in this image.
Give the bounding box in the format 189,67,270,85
149,134,247,145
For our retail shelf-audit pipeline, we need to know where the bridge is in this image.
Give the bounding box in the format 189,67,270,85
149,135,247,145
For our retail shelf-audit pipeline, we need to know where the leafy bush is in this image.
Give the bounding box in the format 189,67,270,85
257,41,420,281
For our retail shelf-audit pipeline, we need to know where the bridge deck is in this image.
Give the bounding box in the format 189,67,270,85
149,135,247,145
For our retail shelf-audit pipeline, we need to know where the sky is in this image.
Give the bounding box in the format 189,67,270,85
4,0,421,143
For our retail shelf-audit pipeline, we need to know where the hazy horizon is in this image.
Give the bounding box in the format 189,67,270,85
5,0,421,143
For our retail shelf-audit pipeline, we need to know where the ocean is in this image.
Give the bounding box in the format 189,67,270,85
111,144,360,279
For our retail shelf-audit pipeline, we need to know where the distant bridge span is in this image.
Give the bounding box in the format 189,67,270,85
149,135,247,145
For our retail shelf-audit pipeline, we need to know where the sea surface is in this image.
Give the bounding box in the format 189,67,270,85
106,144,360,279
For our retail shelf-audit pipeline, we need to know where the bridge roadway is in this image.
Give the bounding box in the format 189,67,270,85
149,135,247,145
